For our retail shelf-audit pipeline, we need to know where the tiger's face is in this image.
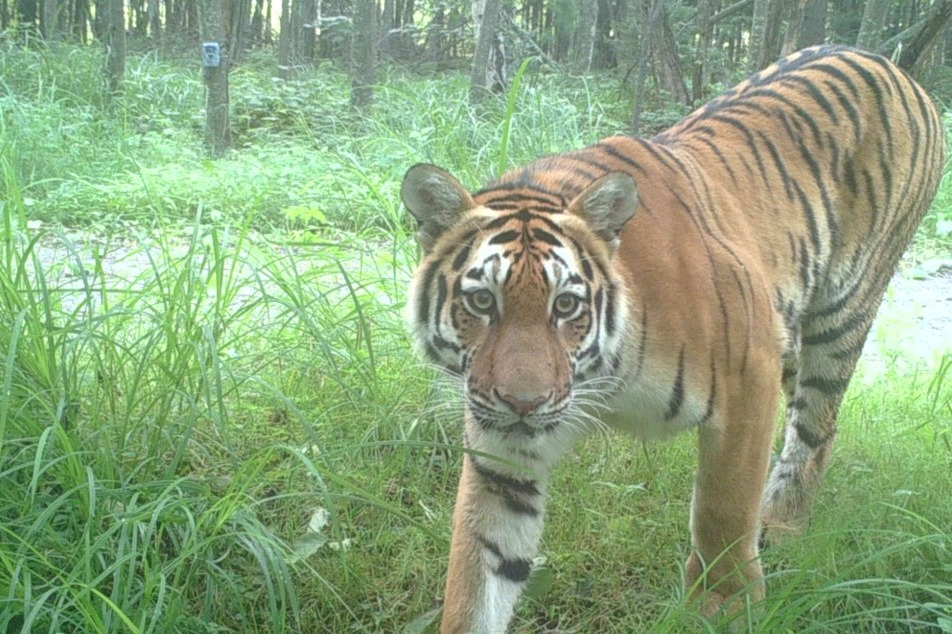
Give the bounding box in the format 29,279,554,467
403,164,638,445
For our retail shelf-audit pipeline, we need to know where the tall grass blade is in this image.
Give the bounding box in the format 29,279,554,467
497,57,536,175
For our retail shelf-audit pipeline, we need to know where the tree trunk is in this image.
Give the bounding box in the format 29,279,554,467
893,0,952,74
592,0,615,68
198,0,231,156
797,0,827,48
131,0,144,34
263,0,271,44
470,0,501,102
781,0,804,55
693,0,716,102
277,0,291,79
42,0,57,38
749,0,787,71
103,0,124,95
289,0,302,62
945,16,952,63
550,0,573,61
572,0,597,72
148,0,160,40
856,0,890,51
303,0,316,60
228,0,250,62
74,0,89,41
748,0,769,71
650,4,690,105
391,0,414,58
711,0,752,25
380,0,394,58
19,0,38,31
350,0,376,110
631,0,662,135
164,0,175,31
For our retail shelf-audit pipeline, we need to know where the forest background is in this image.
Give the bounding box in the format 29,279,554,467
2,0,952,633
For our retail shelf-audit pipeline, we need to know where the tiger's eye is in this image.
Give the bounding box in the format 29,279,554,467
467,289,496,314
553,293,579,318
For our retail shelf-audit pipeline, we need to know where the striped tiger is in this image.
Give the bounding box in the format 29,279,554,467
401,45,946,633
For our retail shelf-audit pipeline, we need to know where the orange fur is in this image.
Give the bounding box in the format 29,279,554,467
402,46,946,633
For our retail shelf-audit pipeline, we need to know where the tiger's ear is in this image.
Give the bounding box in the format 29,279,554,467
401,164,477,252
567,172,638,247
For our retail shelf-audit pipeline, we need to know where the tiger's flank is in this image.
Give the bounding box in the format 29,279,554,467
400,45,946,634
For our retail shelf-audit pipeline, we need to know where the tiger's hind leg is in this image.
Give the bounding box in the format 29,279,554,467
762,269,892,541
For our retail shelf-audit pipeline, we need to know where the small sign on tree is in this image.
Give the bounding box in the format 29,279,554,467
198,0,231,156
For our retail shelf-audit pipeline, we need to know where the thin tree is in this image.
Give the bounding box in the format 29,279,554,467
891,0,952,74
693,0,716,103
630,0,662,135
228,0,252,62
148,0,161,41
856,0,890,51
42,0,58,39
797,0,828,49
572,0,597,72
277,0,292,79
748,0,785,72
550,0,574,61
350,0,377,110
103,0,124,96
470,0,501,103
647,2,690,106
781,0,805,55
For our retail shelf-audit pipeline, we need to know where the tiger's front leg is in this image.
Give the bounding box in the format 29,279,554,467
441,449,548,634
685,366,779,617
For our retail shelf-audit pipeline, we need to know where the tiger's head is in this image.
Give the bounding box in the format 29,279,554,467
402,164,638,448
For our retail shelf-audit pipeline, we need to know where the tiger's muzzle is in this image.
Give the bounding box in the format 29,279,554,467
467,385,568,438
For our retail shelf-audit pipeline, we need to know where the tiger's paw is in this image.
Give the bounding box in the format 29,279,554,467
685,553,765,619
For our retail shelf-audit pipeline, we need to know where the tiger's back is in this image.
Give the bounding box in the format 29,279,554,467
401,45,946,633
474,44,945,446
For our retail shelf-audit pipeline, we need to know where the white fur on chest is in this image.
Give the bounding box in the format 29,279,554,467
599,371,710,440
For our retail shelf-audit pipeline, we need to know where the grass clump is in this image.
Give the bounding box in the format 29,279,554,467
0,186,431,630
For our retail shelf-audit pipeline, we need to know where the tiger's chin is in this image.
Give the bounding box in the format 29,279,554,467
464,400,591,473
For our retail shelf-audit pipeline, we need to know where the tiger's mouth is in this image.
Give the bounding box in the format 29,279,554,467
468,398,564,437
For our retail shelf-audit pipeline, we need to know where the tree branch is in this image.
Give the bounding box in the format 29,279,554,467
710,0,754,26
879,0,952,73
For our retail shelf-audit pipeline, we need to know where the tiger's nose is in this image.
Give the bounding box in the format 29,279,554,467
496,389,549,414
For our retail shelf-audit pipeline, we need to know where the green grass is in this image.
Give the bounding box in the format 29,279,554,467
0,40,950,633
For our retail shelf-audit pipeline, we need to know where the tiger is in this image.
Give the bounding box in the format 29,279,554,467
400,45,946,633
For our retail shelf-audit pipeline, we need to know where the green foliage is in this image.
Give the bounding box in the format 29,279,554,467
230,69,355,139
920,64,952,112
1,41,633,232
